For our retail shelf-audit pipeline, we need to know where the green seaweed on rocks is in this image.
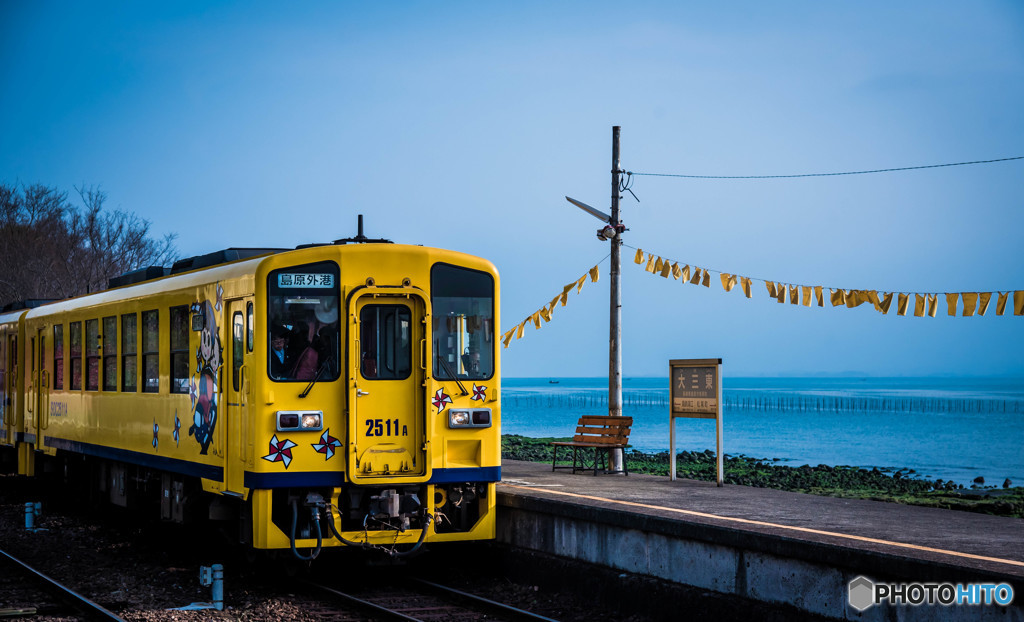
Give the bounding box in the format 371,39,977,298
501,435,1024,518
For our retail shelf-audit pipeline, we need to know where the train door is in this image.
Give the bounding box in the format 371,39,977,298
33,328,49,449
25,335,35,443
0,334,10,445
348,292,428,483
224,299,252,496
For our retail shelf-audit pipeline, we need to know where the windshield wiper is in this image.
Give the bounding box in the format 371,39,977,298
299,356,334,398
434,342,469,396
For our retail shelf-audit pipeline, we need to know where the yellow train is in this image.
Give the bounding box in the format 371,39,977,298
0,234,500,558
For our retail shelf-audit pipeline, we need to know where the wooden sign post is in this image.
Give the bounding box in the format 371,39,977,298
669,358,724,486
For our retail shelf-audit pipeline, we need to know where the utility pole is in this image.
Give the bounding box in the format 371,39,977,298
609,126,624,472
564,126,626,473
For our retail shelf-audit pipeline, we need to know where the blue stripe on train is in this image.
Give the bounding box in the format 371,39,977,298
44,437,222,481
428,466,501,484
243,466,502,489
39,437,501,490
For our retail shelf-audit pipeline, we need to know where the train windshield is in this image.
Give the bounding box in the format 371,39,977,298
267,261,341,382
431,263,494,381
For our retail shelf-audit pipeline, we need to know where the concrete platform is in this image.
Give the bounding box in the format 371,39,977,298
495,459,1023,621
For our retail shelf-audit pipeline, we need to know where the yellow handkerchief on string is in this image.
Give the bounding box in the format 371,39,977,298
914,294,926,317
996,292,1009,315
830,289,846,306
962,292,978,317
978,292,992,316
879,292,894,314
945,293,959,316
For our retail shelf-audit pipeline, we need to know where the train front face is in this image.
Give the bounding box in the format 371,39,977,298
249,244,500,554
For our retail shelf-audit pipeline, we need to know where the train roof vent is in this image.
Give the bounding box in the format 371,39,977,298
0,299,59,312
169,248,287,275
333,214,392,245
108,266,170,289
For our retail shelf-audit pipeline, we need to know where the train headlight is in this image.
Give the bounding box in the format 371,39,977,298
448,408,491,429
276,410,323,432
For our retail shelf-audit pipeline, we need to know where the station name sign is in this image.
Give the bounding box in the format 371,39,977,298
670,358,721,419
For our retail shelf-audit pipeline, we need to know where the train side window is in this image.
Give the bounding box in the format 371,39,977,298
232,311,244,391
69,322,82,390
102,316,117,391
170,306,189,394
85,319,99,391
53,325,64,390
141,310,159,393
122,314,137,392
246,302,254,353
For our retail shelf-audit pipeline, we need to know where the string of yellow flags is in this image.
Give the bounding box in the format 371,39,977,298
501,263,602,348
633,247,1024,318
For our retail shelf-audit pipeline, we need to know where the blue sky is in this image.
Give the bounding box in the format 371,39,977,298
2,1,1022,377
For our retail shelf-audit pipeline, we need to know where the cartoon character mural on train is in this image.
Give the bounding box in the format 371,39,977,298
189,299,222,455
0,233,501,560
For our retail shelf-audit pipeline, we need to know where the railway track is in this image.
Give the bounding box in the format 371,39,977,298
0,547,125,621
310,577,561,621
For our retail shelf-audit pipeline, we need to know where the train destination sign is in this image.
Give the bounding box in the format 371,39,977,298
277,273,335,288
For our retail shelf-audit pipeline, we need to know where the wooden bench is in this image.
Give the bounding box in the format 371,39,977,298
551,415,632,475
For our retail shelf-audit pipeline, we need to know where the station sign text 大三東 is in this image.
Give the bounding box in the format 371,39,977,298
671,360,720,419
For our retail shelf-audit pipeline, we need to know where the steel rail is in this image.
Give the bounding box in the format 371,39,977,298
309,582,422,621
412,578,562,621
311,579,562,622
0,548,126,621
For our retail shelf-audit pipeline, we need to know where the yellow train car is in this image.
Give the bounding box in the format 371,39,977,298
3,238,500,558
1,301,51,476
1,307,26,471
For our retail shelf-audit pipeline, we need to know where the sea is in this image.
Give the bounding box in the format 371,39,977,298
501,377,1024,487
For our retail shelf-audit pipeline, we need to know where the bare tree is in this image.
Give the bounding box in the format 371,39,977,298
0,183,178,307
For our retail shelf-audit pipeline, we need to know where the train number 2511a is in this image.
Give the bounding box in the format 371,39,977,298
365,418,408,437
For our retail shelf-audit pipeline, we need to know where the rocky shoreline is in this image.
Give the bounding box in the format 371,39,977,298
501,435,1024,518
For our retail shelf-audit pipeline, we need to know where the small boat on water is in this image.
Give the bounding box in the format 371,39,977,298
548,380,559,384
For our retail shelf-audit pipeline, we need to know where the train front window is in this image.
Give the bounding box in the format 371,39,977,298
431,263,494,380
267,261,340,383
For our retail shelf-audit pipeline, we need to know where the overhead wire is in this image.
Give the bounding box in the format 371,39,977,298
628,156,1024,179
